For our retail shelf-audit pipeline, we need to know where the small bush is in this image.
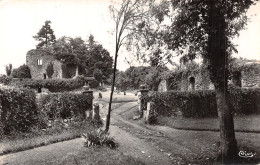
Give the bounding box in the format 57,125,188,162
0,86,38,135
37,92,93,120
83,129,118,149
11,64,31,78
145,88,260,118
0,77,12,85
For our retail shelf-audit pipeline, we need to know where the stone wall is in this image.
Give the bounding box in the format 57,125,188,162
52,60,63,78
26,49,77,79
158,62,260,92
158,79,167,92
159,67,259,92
26,49,54,79
160,69,214,92
242,70,260,88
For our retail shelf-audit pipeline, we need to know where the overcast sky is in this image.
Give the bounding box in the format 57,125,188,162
0,0,259,74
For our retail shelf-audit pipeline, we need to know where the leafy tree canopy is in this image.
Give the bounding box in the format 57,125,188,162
11,64,31,78
115,66,168,91
33,20,56,49
50,35,113,83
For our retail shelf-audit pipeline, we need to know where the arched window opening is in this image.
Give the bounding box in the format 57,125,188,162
189,77,195,90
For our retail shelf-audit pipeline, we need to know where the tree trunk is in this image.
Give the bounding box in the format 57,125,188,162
215,85,238,163
207,1,238,163
105,48,118,132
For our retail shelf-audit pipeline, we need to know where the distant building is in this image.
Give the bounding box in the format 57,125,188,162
26,49,78,79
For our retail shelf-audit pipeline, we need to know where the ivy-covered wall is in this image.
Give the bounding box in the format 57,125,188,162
241,70,260,87
158,62,260,92
159,67,214,92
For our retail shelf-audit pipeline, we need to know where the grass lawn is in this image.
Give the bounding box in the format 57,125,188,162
120,105,260,133
157,114,260,133
59,146,144,165
0,120,95,155
93,90,138,103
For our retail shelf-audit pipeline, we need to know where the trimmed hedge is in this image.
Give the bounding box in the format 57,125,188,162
229,87,260,115
37,92,93,120
0,86,38,135
0,76,98,92
144,87,260,118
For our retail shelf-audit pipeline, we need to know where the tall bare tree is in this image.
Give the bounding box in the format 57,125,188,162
106,0,150,132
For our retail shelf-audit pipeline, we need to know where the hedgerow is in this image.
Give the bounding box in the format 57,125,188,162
143,87,260,118
0,76,99,92
0,86,38,135
37,92,93,120
229,87,260,115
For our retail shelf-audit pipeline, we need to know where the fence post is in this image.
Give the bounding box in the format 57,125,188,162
83,83,93,119
139,84,149,118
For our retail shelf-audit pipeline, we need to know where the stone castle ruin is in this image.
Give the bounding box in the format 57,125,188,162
158,62,260,92
26,49,77,79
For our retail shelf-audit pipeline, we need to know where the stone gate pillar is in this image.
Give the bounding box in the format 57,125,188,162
139,84,149,118
92,103,102,125
145,102,157,124
83,83,93,119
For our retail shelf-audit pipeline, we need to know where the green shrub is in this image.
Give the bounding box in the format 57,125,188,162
145,88,260,118
83,129,118,149
11,64,31,78
37,92,93,120
0,86,38,135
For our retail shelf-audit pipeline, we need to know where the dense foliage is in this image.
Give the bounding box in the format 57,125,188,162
52,35,113,83
11,64,31,78
143,87,260,118
115,66,168,91
0,86,38,135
